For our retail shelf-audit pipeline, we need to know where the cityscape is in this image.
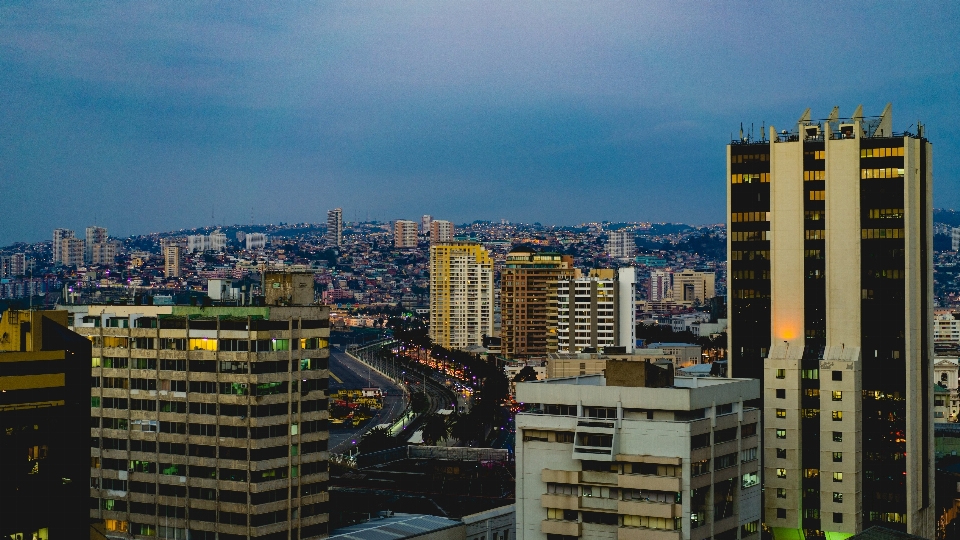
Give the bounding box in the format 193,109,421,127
3,4,960,540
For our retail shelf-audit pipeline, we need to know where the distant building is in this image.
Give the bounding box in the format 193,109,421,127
646,342,703,367
500,250,577,359
52,228,75,265
635,254,667,267
327,208,343,247
210,229,227,251
421,214,433,234
0,309,91,539
953,227,960,251
187,230,227,253
0,253,27,277
85,225,108,264
61,237,84,267
556,268,636,354
246,232,268,250
672,269,715,305
605,230,636,259
163,245,181,278
430,242,494,350
394,220,418,248
263,271,316,306
90,239,117,266
648,269,672,302
544,349,677,378
430,219,455,244
935,312,960,345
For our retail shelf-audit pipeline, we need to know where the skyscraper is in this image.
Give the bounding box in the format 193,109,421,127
394,220,418,249
555,268,636,354
430,219,454,244
430,242,494,350
727,104,933,537
85,225,108,264
500,250,578,359
327,208,343,247
164,245,182,278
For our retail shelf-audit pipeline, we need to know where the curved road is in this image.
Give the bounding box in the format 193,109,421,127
328,346,407,454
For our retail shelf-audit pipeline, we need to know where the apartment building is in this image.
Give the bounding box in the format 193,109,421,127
62,236,85,267
672,270,715,306
53,228,75,265
0,309,91,539
556,268,636,354
246,233,268,251
430,220,455,244
326,209,343,247
727,104,934,536
500,250,578,359
648,270,673,302
429,242,494,350
163,246,182,279
516,361,761,540
86,226,109,264
606,230,636,260
71,303,331,539
394,220,419,249
934,311,960,346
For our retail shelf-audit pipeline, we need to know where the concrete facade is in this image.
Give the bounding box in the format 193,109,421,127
429,243,494,350
163,246,182,279
556,268,636,354
500,251,577,359
395,220,419,249
430,220,455,245
327,209,343,247
606,231,636,260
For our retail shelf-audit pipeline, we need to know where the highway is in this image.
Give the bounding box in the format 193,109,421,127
327,346,407,454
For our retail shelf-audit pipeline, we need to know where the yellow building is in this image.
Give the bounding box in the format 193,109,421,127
430,242,494,350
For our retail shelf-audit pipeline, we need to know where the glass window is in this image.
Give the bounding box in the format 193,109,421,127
776,468,786,478
776,429,786,439
189,338,217,351
776,409,786,418
833,492,843,503
775,369,785,379
833,452,842,462
832,411,843,421
833,472,843,482
832,391,842,401
777,488,786,499
833,431,842,442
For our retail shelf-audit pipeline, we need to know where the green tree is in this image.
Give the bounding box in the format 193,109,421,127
449,410,482,445
512,366,539,382
357,426,399,455
420,414,450,445
411,391,430,414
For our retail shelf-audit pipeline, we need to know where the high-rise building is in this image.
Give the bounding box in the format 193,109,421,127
515,360,761,540
394,220,418,249
727,104,933,537
648,269,673,302
53,228,75,265
555,268,636,354
246,233,268,250
73,301,331,539
421,215,433,234
0,253,27,277
62,237,85,267
164,245,182,278
606,230,636,259
85,226,108,264
210,230,227,252
953,227,960,251
1,309,91,539
91,239,118,266
500,250,578,359
430,242,494,350
673,270,716,306
327,208,343,247
430,219,455,244
187,231,227,253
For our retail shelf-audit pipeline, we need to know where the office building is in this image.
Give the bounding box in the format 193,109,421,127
53,228,75,265
516,361,761,540
394,220,419,249
430,242,494,350
86,226,109,264
556,268,636,354
0,309,91,539
246,233,268,251
327,208,343,247
164,245,182,279
727,104,933,536
606,230,636,259
649,269,673,302
430,219,455,244
500,250,578,359
673,270,716,306
72,301,331,539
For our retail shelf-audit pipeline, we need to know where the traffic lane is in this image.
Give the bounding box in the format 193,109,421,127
329,392,403,453
329,348,401,394
327,347,407,453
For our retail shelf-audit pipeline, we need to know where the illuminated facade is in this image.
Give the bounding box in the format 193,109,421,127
0,309,91,539
70,304,330,539
727,104,934,538
500,250,577,359
429,242,494,350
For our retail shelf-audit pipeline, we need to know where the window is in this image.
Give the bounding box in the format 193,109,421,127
776,409,786,418
776,389,786,399
691,433,710,449
776,468,786,478
776,488,786,499
776,448,787,458
777,508,786,519
803,468,819,479
833,431,843,442
714,427,738,444
832,390,842,401
741,472,759,489
833,472,843,482
741,447,758,463
833,513,843,524
775,369,785,379
833,492,843,503
691,459,710,476
832,370,842,381
715,453,737,470
832,411,843,421
833,452,842,462
741,423,757,438
776,429,786,439
546,508,577,521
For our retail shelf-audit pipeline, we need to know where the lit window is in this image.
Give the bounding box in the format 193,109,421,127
776,409,786,418
832,411,843,421
833,492,843,503
833,472,843,482
776,488,786,499
776,369,785,379
832,391,842,401
776,429,786,439
776,468,787,478
833,452,842,462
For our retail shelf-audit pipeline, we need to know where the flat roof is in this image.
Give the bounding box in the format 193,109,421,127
329,514,462,540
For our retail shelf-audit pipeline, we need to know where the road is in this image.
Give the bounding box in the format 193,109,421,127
327,346,406,454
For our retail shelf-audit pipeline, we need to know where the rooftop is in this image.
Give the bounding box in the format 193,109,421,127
849,526,928,540
328,514,463,540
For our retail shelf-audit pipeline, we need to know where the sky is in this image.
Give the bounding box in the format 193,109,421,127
2,2,959,245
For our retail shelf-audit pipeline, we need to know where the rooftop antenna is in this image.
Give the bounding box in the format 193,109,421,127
739,123,744,141
761,122,765,142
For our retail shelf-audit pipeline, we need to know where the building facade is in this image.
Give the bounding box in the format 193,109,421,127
394,220,419,249
606,230,636,259
86,226,109,264
727,104,934,537
672,270,716,306
516,363,761,540
71,304,331,539
246,233,268,251
430,220,455,245
648,269,673,302
1,309,91,539
429,242,494,350
500,250,577,359
164,246,182,279
62,236,85,267
53,228,75,265
326,209,343,247
555,268,636,354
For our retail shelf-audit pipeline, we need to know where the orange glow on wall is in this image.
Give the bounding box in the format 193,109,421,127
779,328,796,340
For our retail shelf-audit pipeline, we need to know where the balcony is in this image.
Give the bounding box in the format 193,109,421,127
618,500,680,519
542,469,579,484
541,494,579,510
618,474,681,492
617,527,680,540
541,520,581,537
580,496,618,512
580,471,618,485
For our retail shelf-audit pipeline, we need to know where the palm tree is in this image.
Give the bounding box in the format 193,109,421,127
420,414,450,446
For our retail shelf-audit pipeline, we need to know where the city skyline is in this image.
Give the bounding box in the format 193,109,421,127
3,3,960,245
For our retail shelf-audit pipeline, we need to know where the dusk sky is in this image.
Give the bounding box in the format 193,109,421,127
2,2,959,245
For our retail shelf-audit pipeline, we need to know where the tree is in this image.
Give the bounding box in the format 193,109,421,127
512,366,539,383
420,414,450,445
357,426,399,455
411,391,430,414
449,410,482,445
